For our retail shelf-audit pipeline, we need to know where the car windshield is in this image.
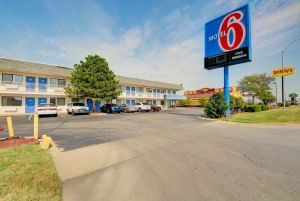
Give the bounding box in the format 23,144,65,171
39,103,54,107
142,103,149,105
111,104,118,107
73,103,85,106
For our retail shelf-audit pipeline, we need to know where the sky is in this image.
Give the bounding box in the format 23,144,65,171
0,0,299,99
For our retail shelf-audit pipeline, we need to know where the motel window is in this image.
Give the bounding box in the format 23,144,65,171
126,86,131,91
71,98,79,102
58,79,66,87
121,86,125,91
50,97,56,105
57,98,66,106
14,75,23,84
161,89,166,94
2,74,22,84
173,91,176,94
50,79,58,87
146,88,152,93
50,78,66,87
136,87,143,92
2,74,13,84
1,96,22,106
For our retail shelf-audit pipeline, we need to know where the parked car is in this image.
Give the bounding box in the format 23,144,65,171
133,102,151,112
151,104,162,112
67,102,90,115
119,104,136,113
101,104,122,113
36,103,58,117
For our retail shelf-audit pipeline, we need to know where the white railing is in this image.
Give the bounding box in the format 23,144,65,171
119,92,165,99
0,82,66,94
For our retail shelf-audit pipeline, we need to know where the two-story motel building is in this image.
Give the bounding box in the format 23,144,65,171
0,57,185,115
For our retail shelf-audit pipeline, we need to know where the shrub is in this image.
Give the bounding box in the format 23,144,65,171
230,95,236,111
278,103,290,107
179,99,192,106
261,105,269,111
244,105,262,112
204,92,227,118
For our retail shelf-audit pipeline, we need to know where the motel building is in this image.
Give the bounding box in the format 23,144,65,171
0,57,185,115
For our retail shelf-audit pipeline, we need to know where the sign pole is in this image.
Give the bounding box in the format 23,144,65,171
281,51,285,108
224,66,230,117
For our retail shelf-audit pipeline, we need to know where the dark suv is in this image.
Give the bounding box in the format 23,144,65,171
101,104,122,113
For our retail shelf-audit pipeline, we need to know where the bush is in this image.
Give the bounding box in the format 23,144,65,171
204,93,227,118
179,99,192,106
244,105,262,112
261,105,269,111
278,102,290,107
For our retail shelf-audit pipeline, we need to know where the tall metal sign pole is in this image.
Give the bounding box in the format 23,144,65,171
204,4,252,118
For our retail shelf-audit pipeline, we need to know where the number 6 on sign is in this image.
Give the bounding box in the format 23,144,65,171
218,11,246,51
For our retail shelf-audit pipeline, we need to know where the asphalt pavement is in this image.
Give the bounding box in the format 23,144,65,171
1,108,300,201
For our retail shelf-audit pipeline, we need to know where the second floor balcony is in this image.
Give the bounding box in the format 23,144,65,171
119,91,166,99
0,81,66,95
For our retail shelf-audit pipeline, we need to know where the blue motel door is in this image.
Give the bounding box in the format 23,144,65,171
95,101,101,112
87,99,93,112
39,77,47,92
25,97,35,113
26,76,36,92
38,98,47,105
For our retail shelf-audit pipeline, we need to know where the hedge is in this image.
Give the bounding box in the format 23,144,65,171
244,105,262,112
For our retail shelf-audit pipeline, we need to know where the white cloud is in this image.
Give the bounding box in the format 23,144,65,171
1,0,299,91
252,0,300,54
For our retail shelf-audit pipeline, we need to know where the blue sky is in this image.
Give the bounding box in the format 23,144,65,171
0,0,299,99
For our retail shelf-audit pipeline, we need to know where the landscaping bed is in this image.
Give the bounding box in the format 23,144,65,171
0,144,61,201
0,138,37,149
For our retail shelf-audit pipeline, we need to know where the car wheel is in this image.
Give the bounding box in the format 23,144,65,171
72,110,75,115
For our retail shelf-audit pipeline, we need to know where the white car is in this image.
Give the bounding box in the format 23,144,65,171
36,103,58,117
133,102,151,112
67,102,90,115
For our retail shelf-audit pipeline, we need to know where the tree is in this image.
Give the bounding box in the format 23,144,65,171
65,55,120,111
198,95,209,106
238,73,275,105
257,89,275,105
204,92,227,118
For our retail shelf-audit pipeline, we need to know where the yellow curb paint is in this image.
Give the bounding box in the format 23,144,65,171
6,116,14,138
34,113,39,140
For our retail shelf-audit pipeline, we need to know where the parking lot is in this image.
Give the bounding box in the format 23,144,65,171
1,108,300,201
0,108,205,151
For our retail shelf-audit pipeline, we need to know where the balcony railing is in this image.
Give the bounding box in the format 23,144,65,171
0,81,66,94
119,92,165,99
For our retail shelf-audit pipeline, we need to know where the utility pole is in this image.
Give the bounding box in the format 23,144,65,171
281,38,300,108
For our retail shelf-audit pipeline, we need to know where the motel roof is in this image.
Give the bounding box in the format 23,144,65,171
0,57,183,90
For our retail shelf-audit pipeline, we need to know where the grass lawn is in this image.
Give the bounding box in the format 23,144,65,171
0,145,61,201
228,105,300,124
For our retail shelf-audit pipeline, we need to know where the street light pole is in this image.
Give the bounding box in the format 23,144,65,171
281,38,300,109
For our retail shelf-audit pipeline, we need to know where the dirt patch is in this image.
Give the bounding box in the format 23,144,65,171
0,138,38,148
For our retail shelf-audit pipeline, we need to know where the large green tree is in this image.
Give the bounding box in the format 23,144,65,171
65,55,120,111
238,73,275,105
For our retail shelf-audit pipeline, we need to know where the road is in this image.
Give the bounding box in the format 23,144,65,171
1,108,300,201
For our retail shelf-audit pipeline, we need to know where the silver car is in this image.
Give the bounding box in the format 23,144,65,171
67,102,90,115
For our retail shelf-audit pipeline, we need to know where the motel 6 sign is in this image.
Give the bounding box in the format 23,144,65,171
204,5,251,70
